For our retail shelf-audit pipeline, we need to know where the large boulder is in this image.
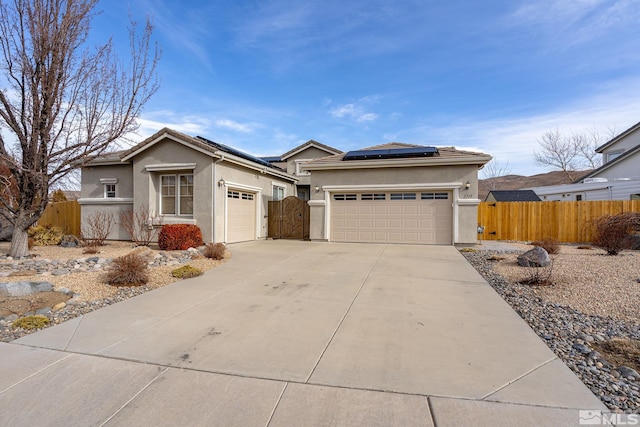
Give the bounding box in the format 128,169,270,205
0,281,54,296
0,225,13,241
517,246,551,267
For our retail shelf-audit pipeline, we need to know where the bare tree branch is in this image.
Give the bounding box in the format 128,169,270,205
0,0,160,257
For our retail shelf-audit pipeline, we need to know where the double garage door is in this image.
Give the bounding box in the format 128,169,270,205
331,191,452,245
227,190,256,243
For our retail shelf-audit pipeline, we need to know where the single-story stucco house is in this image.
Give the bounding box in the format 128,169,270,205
79,128,491,245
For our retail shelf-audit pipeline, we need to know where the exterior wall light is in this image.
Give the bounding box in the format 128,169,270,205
314,185,320,192
465,181,471,189
218,178,225,187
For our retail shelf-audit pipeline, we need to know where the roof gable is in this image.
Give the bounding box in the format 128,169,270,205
580,143,640,180
486,190,541,202
104,127,295,182
280,140,342,160
595,121,640,153
303,142,491,170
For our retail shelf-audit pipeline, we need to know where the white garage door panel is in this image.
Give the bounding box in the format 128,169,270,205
227,191,256,243
331,192,453,245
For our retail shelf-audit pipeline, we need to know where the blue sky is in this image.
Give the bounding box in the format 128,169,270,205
96,0,640,176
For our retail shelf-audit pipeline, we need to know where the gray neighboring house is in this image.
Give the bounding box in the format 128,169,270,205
528,121,640,201
303,143,492,245
79,128,297,243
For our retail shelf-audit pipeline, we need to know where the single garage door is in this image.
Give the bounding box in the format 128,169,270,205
227,189,256,243
331,191,452,244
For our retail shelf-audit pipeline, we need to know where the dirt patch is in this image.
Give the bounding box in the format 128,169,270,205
593,339,640,374
0,291,70,316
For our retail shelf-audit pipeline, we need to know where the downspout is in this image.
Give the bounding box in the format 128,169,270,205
213,154,225,243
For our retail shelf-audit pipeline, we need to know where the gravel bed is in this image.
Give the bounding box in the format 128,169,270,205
0,242,229,342
463,249,640,414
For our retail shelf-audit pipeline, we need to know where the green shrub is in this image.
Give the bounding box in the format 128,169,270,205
104,253,149,286
158,224,204,250
28,225,64,246
13,315,50,330
171,265,203,279
530,237,560,254
203,242,226,260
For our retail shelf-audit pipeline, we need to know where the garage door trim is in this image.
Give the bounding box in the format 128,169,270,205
320,182,466,243
222,181,262,243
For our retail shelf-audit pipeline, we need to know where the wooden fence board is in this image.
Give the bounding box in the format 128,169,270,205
37,201,81,236
478,200,640,243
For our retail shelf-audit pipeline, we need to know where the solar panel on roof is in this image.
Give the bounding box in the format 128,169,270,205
196,136,282,170
343,147,438,161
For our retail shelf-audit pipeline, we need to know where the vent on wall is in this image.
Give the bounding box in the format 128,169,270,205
343,147,439,161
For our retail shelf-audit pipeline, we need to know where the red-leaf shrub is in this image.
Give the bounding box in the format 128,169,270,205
158,224,204,250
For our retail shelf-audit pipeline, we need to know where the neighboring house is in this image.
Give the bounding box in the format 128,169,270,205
528,121,640,201
484,190,541,202
261,140,342,200
303,143,491,245
79,128,296,243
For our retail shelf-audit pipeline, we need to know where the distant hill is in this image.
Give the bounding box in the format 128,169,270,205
478,170,593,201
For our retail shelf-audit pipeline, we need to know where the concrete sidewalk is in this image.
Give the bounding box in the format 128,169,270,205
1,241,605,426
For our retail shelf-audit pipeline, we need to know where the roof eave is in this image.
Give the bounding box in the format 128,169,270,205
303,155,492,171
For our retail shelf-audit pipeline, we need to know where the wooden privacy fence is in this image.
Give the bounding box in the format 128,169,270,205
478,200,640,243
37,200,81,236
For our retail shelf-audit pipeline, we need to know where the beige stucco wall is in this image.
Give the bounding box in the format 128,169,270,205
80,136,297,243
308,163,481,244
286,147,338,186
215,162,295,242
131,138,215,242
80,163,133,199
79,163,134,240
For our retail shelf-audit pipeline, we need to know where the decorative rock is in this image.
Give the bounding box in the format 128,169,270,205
36,307,51,315
0,281,54,296
51,268,70,276
572,343,592,354
616,366,640,380
517,247,551,267
52,302,66,311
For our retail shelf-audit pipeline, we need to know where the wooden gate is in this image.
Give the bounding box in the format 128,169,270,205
268,196,310,240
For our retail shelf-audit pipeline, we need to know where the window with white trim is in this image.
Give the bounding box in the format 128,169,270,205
273,185,285,201
104,184,116,198
160,174,193,215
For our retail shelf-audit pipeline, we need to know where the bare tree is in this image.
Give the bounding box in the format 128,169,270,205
533,129,580,181
571,127,608,170
0,0,160,257
480,157,512,192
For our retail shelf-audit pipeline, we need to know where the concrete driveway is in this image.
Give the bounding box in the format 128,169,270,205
1,241,604,426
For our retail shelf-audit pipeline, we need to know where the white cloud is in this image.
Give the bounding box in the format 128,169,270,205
395,77,640,176
329,96,380,123
136,112,212,139
215,119,256,133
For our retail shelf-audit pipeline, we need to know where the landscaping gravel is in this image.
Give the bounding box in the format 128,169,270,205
463,249,640,414
0,242,228,342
